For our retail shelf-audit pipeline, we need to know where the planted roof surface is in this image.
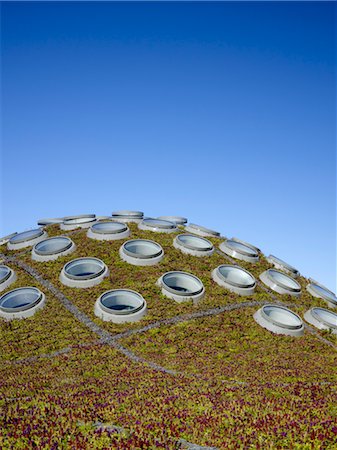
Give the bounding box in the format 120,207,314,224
0,211,336,449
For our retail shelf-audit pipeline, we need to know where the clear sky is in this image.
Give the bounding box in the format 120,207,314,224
1,1,336,291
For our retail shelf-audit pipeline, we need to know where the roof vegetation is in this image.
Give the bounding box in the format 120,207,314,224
0,220,336,448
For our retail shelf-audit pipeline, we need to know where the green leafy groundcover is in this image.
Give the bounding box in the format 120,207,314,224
0,266,96,361
1,344,337,449
1,222,337,448
121,307,337,384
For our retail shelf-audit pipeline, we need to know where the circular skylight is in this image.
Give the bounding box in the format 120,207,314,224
87,221,130,241
267,255,299,278
112,210,144,218
120,239,164,266
212,264,256,296
231,237,260,253
313,309,337,328
162,272,203,295
32,236,75,262
262,305,302,328
259,269,301,297
37,218,64,226
91,222,127,234
217,265,255,287
220,239,259,263
95,289,147,323
138,218,178,233
60,257,108,288
8,228,47,250
10,229,44,244
0,265,16,292
95,216,112,220
111,211,144,223
0,232,17,246
306,280,337,307
253,304,304,336
61,215,96,230
158,216,188,225
158,271,205,303
63,214,96,221
0,266,11,284
34,237,73,255
64,258,106,279
174,234,214,257
0,287,46,319
304,307,337,333
184,223,220,238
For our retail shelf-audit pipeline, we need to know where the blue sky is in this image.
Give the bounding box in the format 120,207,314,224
1,1,336,290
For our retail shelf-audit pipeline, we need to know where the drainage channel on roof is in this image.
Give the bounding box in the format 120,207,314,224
37,217,64,226
157,271,205,303
138,218,178,233
212,264,256,296
157,216,188,225
219,239,259,263
120,239,164,266
174,234,214,257
60,257,109,288
266,255,299,278
111,210,144,223
60,214,96,231
306,279,337,308
0,232,17,246
0,265,17,292
87,221,130,241
0,287,46,320
304,307,337,334
259,269,301,297
7,228,48,250
94,289,147,323
253,304,304,336
32,236,76,262
184,223,220,238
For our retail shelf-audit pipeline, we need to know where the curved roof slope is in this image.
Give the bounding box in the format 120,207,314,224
0,217,336,449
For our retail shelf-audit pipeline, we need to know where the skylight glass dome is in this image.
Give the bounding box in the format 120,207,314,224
32,236,76,262
157,271,205,303
87,221,130,241
94,289,147,323
157,216,188,225
0,232,17,246
0,287,46,319
259,269,301,297
254,304,304,336
0,266,11,284
138,218,178,233
267,255,299,278
60,257,109,288
120,239,164,266
60,215,96,231
306,279,337,308
174,234,214,257
219,239,259,263
37,218,64,226
0,265,17,292
111,210,144,223
212,264,256,296
95,216,112,220
231,237,260,253
7,228,48,250
184,223,220,238
304,307,337,334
